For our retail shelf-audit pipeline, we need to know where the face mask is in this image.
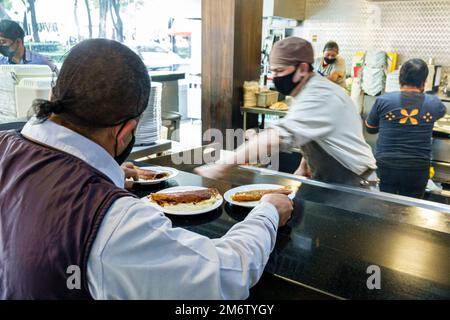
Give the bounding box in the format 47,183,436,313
273,70,301,96
0,45,15,59
114,124,136,165
0,39,18,59
324,57,336,64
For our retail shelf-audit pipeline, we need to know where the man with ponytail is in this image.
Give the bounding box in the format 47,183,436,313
0,39,292,299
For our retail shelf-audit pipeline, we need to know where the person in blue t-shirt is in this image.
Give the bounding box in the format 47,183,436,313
0,19,57,73
365,58,446,198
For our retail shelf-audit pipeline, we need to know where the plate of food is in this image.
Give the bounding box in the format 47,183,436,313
147,186,223,215
224,184,296,208
128,166,178,185
269,101,289,111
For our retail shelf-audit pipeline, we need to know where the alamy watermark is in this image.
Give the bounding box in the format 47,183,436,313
366,265,381,290
66,265,81,290
168,128,280,172
66,265,381,292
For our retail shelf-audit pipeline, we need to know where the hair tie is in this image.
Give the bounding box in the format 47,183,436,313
50,100,64,114
32,99,65,121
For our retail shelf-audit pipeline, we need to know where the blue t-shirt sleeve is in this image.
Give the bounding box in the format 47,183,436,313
435,101,447,119
425,95,447,120
365,98,381,134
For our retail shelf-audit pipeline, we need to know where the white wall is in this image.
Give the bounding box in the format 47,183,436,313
293,0,450,71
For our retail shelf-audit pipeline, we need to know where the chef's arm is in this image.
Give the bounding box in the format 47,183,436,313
194,129,281,180
294,157,312,177
221,129,280,165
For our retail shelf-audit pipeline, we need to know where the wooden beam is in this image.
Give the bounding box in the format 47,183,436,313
233,0,263,130
202,0,263,144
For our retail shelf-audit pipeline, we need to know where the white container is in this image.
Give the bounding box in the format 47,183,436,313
0,65,54,119
0,64,53,84
15,77,53,118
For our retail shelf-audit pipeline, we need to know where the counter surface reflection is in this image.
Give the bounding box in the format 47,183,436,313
131,163,450,300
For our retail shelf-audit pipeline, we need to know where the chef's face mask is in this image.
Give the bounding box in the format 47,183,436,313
273,66,301,96
324,57,336,64
114,121,136,165
323,49,338,65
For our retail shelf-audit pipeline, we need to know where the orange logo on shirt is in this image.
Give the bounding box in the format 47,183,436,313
399,109,419,125
385,112,396,121
422,112,433,123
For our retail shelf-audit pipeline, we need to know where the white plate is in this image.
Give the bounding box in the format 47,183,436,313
128,166,179,185
147,186,223,215
224,184,296,208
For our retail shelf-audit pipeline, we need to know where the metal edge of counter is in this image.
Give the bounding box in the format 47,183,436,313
242,166,450,214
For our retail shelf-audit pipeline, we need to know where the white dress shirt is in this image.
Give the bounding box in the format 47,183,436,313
21,118,279,300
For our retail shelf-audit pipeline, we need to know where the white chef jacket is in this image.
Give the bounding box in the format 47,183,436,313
270,74,377,176
20,118,279,300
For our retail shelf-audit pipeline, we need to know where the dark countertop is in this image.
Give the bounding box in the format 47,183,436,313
131,162,450,300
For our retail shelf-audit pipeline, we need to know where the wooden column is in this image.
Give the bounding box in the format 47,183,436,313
202,0,263,143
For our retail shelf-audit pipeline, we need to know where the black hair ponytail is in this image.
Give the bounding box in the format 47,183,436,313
33,99,65,121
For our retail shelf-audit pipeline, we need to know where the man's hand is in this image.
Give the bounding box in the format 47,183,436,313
260,194,293,227
121,162,139,189
294,158,312,178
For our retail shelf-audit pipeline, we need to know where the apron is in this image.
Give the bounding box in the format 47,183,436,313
301,141,374,188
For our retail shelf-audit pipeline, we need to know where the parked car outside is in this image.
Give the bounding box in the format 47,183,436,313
127,42,189,71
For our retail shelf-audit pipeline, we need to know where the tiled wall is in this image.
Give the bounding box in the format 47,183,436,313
293,0,450,74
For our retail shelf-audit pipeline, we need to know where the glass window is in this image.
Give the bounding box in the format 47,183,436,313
1,0,201,73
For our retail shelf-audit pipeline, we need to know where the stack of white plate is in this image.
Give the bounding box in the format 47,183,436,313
135,82,162,146
0,72,17,122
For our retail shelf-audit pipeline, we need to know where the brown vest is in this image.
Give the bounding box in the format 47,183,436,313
0,131,133,299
